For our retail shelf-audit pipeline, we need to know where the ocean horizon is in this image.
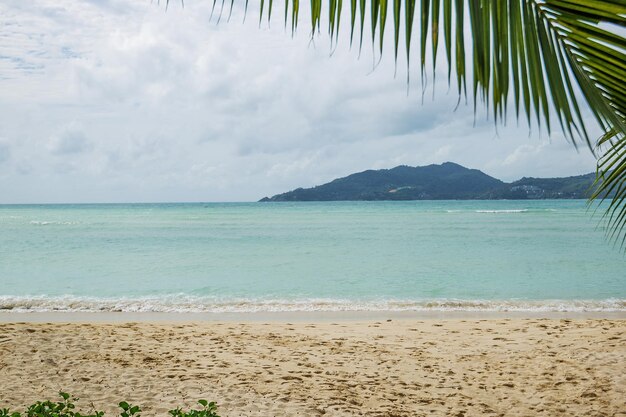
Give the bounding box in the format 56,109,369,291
1,200,624,314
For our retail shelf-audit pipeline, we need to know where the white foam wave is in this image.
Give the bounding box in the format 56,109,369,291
475,209,559,214
476,209,529,213
0,295,624,313
30,220,80,226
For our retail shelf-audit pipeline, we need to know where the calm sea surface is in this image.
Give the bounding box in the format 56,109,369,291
0,201,624,312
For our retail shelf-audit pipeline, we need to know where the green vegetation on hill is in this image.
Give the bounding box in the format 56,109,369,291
260,163,597,201
494,173,597,199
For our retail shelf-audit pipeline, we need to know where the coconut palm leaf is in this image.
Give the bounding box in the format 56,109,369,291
212,0,626,245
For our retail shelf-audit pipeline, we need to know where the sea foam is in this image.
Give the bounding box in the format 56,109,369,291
475,209,529,213
0,295,624,313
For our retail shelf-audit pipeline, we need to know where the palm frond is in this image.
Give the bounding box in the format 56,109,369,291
217,0,626,246
593,131,626,248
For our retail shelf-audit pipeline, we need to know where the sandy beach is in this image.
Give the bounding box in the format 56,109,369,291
0,318,624,417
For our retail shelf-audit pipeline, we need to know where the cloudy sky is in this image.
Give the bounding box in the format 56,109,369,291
0,0,599,203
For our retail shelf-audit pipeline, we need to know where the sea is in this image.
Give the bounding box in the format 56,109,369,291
0,200,624,314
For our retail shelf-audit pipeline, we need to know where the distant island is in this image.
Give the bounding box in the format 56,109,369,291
259,162,598,201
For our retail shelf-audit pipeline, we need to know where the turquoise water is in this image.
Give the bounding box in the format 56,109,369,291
0,201,624,312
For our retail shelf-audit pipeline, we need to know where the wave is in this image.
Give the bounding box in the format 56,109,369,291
474,209,558,214
475,209,528,213
29,220,80,226
440,209,558,214
0,295,624,313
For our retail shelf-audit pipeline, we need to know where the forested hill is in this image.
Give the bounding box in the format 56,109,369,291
259,163,597,201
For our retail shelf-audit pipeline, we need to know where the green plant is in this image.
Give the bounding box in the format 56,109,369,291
0,394,217,417
168,400,220,417
23,392,103,417
118,402,140,417
0,409,22,417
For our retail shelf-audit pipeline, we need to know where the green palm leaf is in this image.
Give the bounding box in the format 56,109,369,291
213,0,626,246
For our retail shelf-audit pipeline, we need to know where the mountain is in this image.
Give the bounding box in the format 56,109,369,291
259,163,597,202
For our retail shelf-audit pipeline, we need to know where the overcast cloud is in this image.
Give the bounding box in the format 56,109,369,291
0,0,599,203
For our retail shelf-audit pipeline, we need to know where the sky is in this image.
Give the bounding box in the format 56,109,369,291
0,0,600,203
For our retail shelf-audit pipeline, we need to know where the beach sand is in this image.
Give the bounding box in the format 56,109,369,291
0,319,624,416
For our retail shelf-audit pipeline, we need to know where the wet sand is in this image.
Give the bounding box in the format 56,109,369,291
0,319,624,416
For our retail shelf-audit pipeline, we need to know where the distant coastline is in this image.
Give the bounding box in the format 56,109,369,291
260,162,599,202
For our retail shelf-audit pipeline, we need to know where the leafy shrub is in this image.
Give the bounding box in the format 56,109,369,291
0,394,218,417
1,392,99,417
168,400,219,417
117,401,140,417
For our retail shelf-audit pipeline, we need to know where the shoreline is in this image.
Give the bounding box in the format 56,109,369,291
2,309,625,323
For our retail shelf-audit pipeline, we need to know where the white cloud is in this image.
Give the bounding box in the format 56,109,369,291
0,140,10,164
48,122,92,155
0,0,600,203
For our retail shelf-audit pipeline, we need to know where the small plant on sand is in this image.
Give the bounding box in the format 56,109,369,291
168,400,219,417
0,394,218,417
0,409,21,417
0,392,104,417
117,402,140,417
